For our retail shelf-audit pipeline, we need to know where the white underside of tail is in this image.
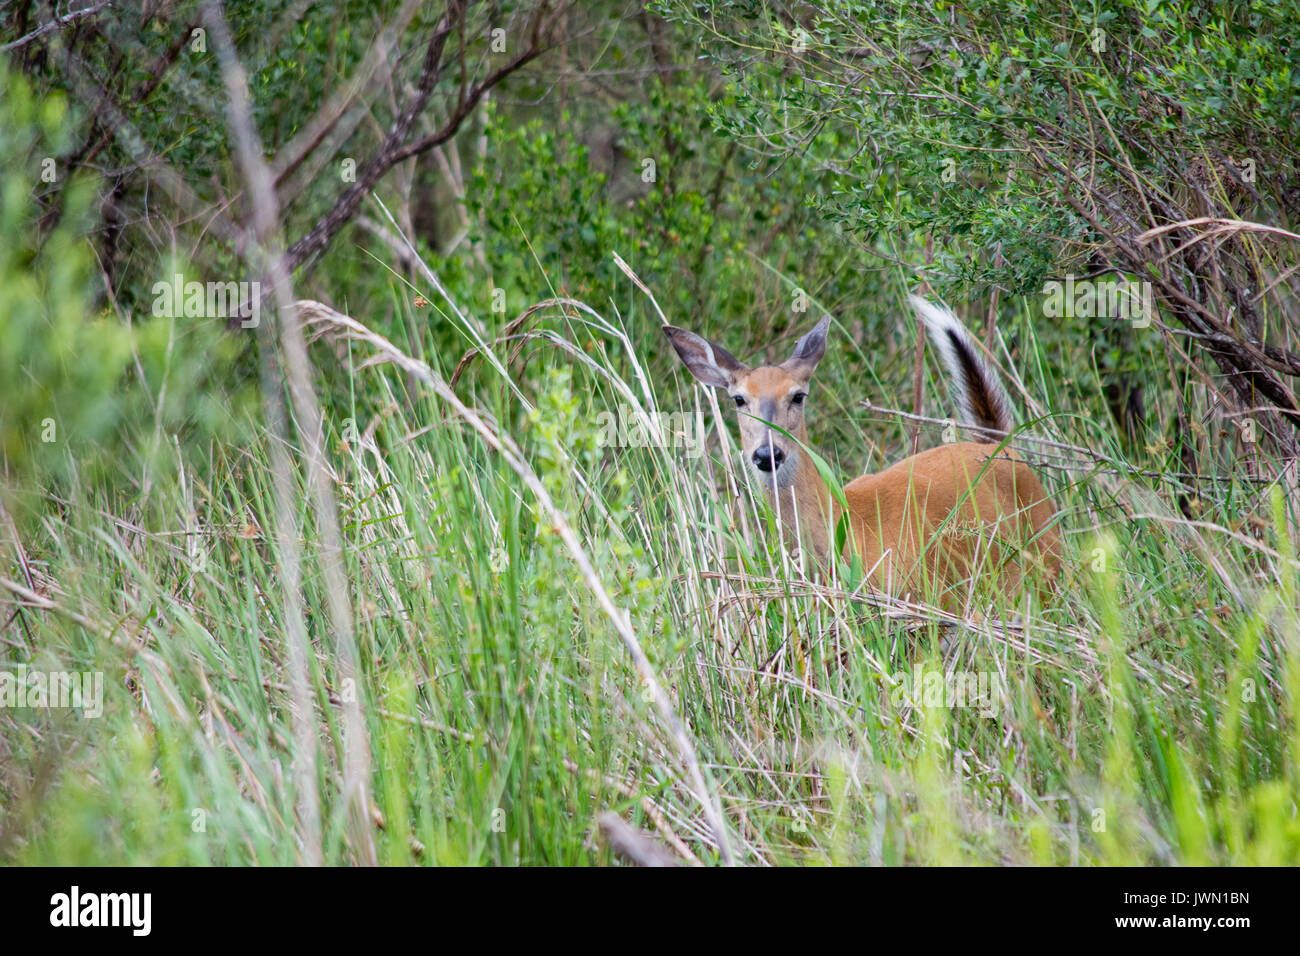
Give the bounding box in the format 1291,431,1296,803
908,295,1015,438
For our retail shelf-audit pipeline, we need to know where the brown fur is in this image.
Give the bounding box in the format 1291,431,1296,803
779,440,1061,600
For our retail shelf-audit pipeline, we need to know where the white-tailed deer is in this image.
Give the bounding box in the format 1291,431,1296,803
664,296,1061,602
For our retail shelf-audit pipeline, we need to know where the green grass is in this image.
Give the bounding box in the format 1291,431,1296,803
3,250,1300,866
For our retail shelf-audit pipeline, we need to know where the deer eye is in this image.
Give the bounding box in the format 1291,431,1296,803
791,392,807,406
733,395,747,408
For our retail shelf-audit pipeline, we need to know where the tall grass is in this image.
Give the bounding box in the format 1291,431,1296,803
3,246,1300,866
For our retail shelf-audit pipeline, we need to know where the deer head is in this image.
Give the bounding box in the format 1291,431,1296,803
663,317,830,491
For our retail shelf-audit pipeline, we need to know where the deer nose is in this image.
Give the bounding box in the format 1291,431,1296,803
752,445,785,472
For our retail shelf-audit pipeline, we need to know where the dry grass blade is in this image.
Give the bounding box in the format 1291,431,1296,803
295,299,736,865
597,812,682,867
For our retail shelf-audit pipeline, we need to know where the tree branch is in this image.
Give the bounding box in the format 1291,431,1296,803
281,0,467,272
283,1,561,273
0,0,112,53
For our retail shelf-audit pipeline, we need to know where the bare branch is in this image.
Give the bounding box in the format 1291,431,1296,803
283,1,563,273
0,0,112,53
280,1,465,272
269,0,425,188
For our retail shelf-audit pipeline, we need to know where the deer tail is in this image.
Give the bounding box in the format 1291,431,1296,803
909,295,1015,440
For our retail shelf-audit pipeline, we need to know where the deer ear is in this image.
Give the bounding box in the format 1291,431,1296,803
663,326,747,388
784,316,830,374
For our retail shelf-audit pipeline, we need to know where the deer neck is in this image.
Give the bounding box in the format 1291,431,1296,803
760,431,840,563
